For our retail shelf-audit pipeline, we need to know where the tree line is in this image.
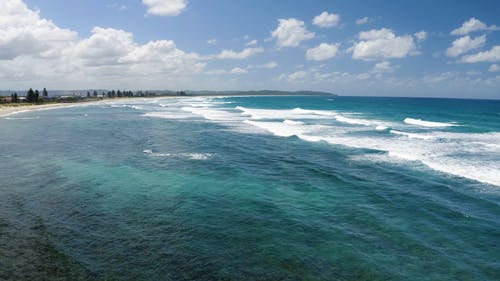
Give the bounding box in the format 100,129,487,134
2,88,186,104
6,88,48,103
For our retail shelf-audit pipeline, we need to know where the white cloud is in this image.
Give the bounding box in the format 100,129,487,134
372,61,394,73
461,46,500,63
313,11,340,28
71,27,136,66
351,28,417,60
107,3,128,11
489,64,500,72
230,67,247,74
257,61,278,69
414,31,427,42
287,70,307,82
0,0,77,60
445,35,486,57
271,18,315,48
142,0,187,16
356,17,369,25
306,43,340,61
245,39,258,46
422,72,460,84
207,38,217,45
0,1,205,89
207,67,248,75
215,47,263,59
451,17,498,35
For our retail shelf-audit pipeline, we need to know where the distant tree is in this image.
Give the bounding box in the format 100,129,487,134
34,89,40,103
26,88,34,103
42,88,48,97
87,91,91,98
93,90,98,97
13,93,18,102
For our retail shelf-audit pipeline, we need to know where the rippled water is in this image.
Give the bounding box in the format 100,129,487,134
1,96,499,280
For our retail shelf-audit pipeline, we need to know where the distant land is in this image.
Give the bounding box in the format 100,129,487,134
0,90,336,97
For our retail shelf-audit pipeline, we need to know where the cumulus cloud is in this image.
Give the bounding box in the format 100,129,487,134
71,27,135,66
256,62,278,69
313,11,340,28
0,0,77,60
306,43,340,61
445,35,486,57
450,17,498,35
489,64,500,72
351,28,417,60
214,47,263,59
230,67,247,74
461,46,500,63
0,0,205,89
414,31,427,42
271,18,315,48
245,39,258,46
356,17,369,25
287,70,307,82
207,38,217,45
142,0,187,16
372,61,394,73
207,67,248,75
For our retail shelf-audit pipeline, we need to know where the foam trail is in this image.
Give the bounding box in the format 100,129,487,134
334,115,377,126
236,106,336,120
283,120,304,125
404,118,459,127
143,149,215,160
143,112,197,119
182,107,242,121
241,118,500,186
390,130,435,140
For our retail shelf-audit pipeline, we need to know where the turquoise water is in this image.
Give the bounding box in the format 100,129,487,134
1,96,499,280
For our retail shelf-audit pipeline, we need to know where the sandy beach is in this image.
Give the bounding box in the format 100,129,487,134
0,103,79,117
0,97,182,118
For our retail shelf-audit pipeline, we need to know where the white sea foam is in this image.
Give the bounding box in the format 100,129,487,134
334,115,377,126
390,130,435,140
236,106,336,120
182,107,242,121
404,117,459,127
5,116,40,120
143,111,197,119
139,99,499,187
143,149,215,160
240,117,500,186
283,120,304,125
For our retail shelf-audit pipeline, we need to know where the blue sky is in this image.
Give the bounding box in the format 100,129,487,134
1,0,499,98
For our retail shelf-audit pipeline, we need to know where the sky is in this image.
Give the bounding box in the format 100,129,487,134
1,0,500,98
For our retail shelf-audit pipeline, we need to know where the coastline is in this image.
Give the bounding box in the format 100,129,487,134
0,97,177,118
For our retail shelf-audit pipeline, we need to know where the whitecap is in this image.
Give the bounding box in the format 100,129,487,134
375,125,388,131
283,120,304,125
404,117,459,127
390,130,435,140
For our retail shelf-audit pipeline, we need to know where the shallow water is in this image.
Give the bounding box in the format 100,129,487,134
1,96,499,280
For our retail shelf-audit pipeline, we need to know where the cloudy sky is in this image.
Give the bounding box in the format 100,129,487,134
1,0,499,98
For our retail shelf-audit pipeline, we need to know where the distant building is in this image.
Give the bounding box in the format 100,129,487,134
0,96,12,103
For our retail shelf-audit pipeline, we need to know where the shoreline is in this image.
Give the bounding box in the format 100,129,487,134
0,97,181,118
0,94,329,117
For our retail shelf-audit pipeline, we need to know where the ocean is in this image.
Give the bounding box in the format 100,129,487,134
1,95,499,280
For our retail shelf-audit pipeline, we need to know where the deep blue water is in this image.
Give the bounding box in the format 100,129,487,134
1,96,499,280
